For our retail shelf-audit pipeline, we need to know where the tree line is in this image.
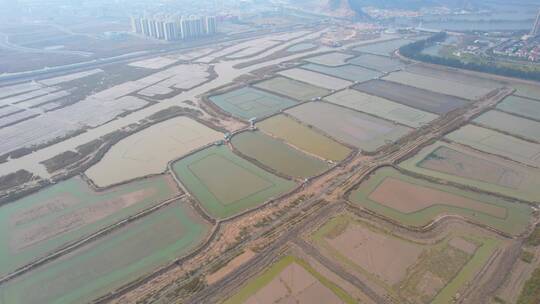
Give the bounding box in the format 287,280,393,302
399,32,540,82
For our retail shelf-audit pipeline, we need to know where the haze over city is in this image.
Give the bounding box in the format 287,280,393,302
0,1,539,304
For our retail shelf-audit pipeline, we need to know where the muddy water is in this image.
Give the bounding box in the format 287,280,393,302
258,114,352,162
0,201,210,304
232,131,330,179
0,175,178,277
0,31,392,179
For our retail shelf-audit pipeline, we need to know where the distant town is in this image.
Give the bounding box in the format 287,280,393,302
130,15,218,41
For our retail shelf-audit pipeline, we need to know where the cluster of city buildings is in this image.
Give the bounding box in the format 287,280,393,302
131,15,218,41
493,38,540,62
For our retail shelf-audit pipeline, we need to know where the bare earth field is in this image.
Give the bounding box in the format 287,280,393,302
209,87,297,120
353,39,415,56
278,68,352,90
474,110,540,142
311,213,501,303
286,102,412,152
323,217,422,285
383,71,493,100
496,95,540,121
325,89,439,128
418,146,523,189
257,114,352,162
128,57,178,70
349,167,531,235
304,52,355,67
446,124,540,168
85,116,223,187
399,141,540,202
347,53,405,73
223,256,355,304
403,64,503,90
368,177,507,218
300,63,382,83
253,76,330,101
512,83,540,100
355,80,468,115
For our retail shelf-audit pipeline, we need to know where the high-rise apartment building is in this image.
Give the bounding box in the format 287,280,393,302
140,18,150,36
164,22,177,41
156,20,165,39
130,15,218,41
131,16,142,34
205,16,217,35
148,19,158,38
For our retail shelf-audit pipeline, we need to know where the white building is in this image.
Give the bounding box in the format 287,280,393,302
131,16,142,34
205,16,217,35
131,14,218,41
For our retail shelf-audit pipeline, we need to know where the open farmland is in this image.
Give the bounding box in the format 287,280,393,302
38,69,104,86
0,87,62,107
348,167,531,235
311,213,501,303
474,110,540,142
287,43,316,52
0,93,148,156
383,71,493,100
278,68,352,90
224,255,355,304
300,63,382,82
171,145,295,219
135,64,211,98
128,57,178,70
0,201,210,304
0,82,46,99
355,80,468,115
231,131,330,179
325,89,439,128
0,106,22,118
257,114,352,162
0,175,179,276
348,53,405,73
403,65,503,90
197,31,310,63
512,83,540,100
304,52,355,67
496,95,540,121
253,76,330,101
286,102,412,152
353,39,415,56
446,125,540,168
85,117,223,187
208,87,297,120
399,141,540,202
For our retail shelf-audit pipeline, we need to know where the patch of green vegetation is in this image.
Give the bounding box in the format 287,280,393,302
521,250,535,264
171,145,295,219
517,267,540,304
432,237,500,304
401,243,471,303
401,32,540,81
223,256,356,304
348,167,531,236
525,224,540,247
493,296,507,303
